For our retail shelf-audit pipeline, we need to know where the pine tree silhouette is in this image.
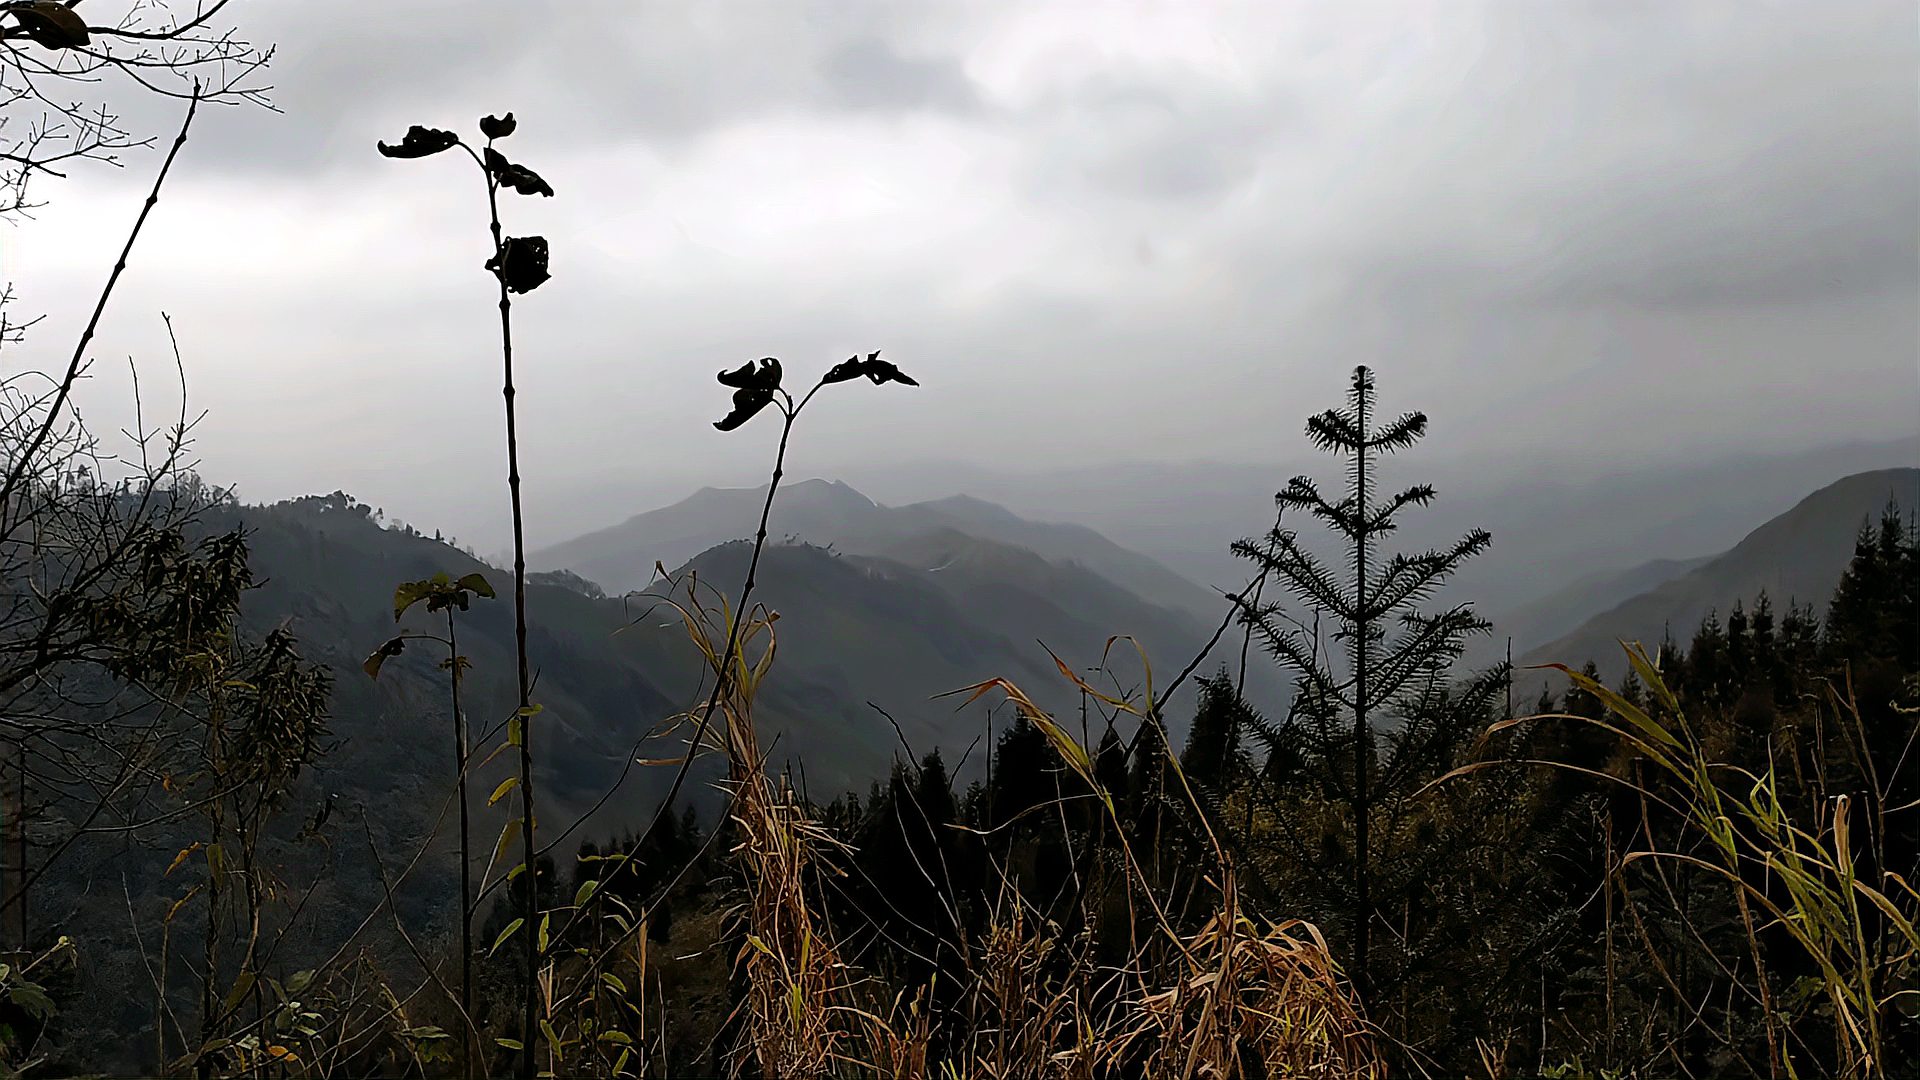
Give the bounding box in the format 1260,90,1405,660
1230,365,1498,1001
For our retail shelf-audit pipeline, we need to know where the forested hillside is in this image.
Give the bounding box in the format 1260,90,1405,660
1526,468,1920,681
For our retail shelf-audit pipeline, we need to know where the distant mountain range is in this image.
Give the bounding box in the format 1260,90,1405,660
241,484,1268,821
1520,467,1919,683
533,478,1222,622
828,435,1920,634
229,453,1920,823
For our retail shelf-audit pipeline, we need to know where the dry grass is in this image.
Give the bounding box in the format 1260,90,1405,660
636,585,1382,1079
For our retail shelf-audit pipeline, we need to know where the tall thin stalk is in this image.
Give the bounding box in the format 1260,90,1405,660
1350,376,1371,998
366,569,494,1076
477,149,541,1080
377,112,553,1079
447,607,476,1079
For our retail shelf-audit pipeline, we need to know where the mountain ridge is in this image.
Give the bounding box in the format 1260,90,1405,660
1521,467,1919,681
533,478,1224,622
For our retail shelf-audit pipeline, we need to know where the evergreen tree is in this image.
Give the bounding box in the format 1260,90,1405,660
987,714,1052,834
1687,609,1727,708
1826,500,1918,664
1750,591,1776,662
1726,600,1750,679
1180,664,1246,792
1229,365,1499,1002
1778,599,1821,693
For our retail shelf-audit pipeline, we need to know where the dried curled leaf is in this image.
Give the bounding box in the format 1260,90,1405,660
377,125,460,160
483,147,554,197
363,637,406,679
714,387,775,432
5,2,89,49
485,235,551,293
822,349,917,387
718,357,783,391
480,113,517,140
712,358,785,430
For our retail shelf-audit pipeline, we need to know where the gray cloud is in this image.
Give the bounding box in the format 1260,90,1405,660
819,38,983,114
4,0,1914,555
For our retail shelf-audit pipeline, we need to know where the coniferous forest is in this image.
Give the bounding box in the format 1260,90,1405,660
0,4,1915,1079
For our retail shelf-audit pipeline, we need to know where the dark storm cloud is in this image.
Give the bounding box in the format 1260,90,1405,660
177,1,986,179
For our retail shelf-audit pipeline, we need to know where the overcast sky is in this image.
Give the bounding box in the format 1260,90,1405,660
7,0,1917,554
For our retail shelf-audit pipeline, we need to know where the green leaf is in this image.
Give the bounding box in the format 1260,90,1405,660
286,969,315,995
8,982,54,1022
597,1030,633,1045
488,776,520,806
221,971,258,1015
573,879,598,907
537,913,550,954
489,918,525,956
508,717,524,746
456,572,496,599
495,1037,523,1051
600,973,627,994
480,113,517,140
392,579,433,620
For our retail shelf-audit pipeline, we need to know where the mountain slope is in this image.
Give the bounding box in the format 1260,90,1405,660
1486,554,1712,658
532,479,1223,621
1522,468,1919,680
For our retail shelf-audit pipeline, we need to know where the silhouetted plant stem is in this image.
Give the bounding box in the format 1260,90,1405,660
1352,378,1372,1004
624,387,812,878
447,609,475,1080
475,157,541,1080
376,123,551,1069
546,363,909,1040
